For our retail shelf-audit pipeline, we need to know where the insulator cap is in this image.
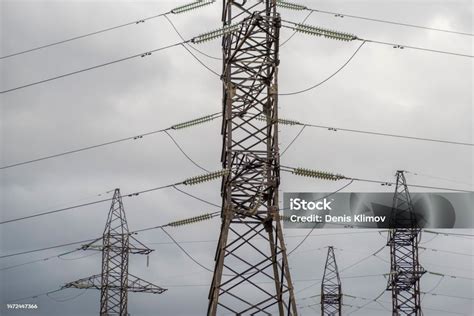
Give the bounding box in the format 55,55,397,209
276,0,307,11
191,24,240,44
184,169,229,185
292,167,345,181
295,24,357,42
168,213,214,226
255,115,301,126
171,114,217,130
171,0,215,14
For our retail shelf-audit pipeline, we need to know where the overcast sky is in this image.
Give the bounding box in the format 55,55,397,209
0,0,473,315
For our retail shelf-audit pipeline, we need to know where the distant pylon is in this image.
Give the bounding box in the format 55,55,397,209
321,246,342,316
386,171,425,315
64,188,166,316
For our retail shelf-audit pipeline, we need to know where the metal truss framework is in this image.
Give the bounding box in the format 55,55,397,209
386,171,425,315
207,1,297,315
64,189,166,316
321,246,342,316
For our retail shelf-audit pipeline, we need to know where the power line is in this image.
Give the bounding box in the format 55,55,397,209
406,170,473,187
287,179,355,255
350,176,473,192
0,189,223,259
283,166,473,192
424,230,474,238
0,230,384,271
303,122,474,147
0,239,96,260
366,38,473,58
421,291,474,301
160,226,215,273
346,289,387,315
281,20,473,58
0,12,170,60
164,130,211,172
1,0,218,60
256,113,473,146
0,42,185,94
0,112,220,171
279,40,366,95
304,6,473,37
420,246,474,257
280,125,306,156
7,288,64,303
164,15,220,61
46,289,88,303
280,10,314,47
339,245,386,273
171,185,221,208
0,183,178,225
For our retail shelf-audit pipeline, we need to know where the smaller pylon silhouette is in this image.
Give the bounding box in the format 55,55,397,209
64,189,166,316
386,171,425,316
321,246,342,316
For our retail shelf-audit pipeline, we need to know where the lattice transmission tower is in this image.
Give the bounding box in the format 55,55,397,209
64,188,166,315
207,1,297,315
386,171,425,315
321,246,342,316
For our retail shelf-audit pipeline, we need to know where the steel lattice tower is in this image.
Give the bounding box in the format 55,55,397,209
64,189,166,315
321,246,342,316
386,171,425,315
207,1,297,315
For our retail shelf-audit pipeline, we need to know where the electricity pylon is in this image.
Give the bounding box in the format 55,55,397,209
386,171,425,315
64,188,166,315
207,1,297,315
321,246,342,316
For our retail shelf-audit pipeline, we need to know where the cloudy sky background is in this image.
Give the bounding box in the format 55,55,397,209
1,0,473,315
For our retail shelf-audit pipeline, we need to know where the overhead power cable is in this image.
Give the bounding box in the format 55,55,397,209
303,122,474,146
0,169,227,225
1,230,383,271
281,20,473,58
0,209,220,260
287,179,354,255
256,114,473,147
0,1,216,60
276,0,473,37
1,20,238,94
164,15,220,61
7,288,64,303
279,40,366,96
421,291,474,301
0,42,184,94
164,131,211,172
424,230,474,238
0,112,220,171
420,246,474,257
286,166,473,192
